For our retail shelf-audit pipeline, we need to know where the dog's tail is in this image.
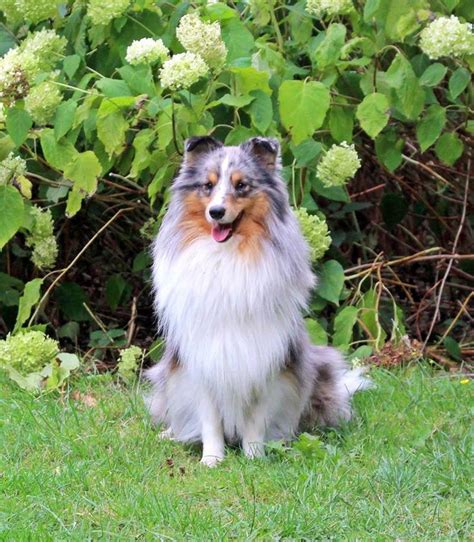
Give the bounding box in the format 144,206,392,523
302,346,372,429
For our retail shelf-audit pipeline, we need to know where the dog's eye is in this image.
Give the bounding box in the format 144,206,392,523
203,182,214,192
235,181,247,193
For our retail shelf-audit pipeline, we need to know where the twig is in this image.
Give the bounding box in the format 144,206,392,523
126,296,138,348
437,292,474,345
28,208,133,326
422,162,470,349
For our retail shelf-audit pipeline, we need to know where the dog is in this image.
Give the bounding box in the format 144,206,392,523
145,136,369,466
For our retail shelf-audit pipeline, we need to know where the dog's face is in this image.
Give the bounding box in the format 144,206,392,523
174,137,288,248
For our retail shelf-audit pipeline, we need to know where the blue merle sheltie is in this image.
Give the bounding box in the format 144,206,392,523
145,136,369,466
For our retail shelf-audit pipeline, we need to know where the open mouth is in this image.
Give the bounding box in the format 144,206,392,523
211,213,243,243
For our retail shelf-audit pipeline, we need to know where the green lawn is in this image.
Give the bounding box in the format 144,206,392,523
0,367,472,540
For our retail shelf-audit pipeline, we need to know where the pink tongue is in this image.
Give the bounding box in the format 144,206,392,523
211,224,232,243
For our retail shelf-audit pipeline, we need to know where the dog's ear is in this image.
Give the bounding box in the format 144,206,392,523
240,137,280,170
184,136,223,162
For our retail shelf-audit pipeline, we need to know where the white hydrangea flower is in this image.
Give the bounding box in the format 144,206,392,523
25,205,58,271
317,142,361,187
25,81,62,125
0,29,66,103
0,0,22,24
0,153,27,186
419,16,473,59
30,237,59,270
306,0,354,17
15,0,59,23
87,0,130,26
125,38,169,66
20,29,67,75
0,49,29,102
176,13,227,71
159,52,209,91
0,331,59,374
293,207,331,262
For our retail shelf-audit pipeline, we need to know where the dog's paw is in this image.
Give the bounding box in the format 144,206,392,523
158,427,174,440
200,455,223,468
243,441,265,459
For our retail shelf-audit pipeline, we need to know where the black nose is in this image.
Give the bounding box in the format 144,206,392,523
209,206,226,220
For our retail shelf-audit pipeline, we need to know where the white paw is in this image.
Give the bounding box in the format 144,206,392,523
158,428,174,440
200,455,224,468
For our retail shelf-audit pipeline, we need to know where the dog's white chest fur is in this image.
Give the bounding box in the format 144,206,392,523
153,236,301,401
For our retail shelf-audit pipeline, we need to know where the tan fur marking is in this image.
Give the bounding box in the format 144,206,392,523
231,171,243,184
208,171,218,184
233,192,270,258
180,193,211,246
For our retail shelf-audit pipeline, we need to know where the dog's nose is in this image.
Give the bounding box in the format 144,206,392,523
209,206,226,220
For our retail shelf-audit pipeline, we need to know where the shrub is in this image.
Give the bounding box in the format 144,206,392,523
0,0,471,366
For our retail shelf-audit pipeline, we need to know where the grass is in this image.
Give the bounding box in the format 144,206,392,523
0,366,472,540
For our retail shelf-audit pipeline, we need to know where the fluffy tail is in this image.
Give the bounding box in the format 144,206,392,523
301,346,372,429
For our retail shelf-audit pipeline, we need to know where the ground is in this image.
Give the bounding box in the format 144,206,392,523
0,367,472,540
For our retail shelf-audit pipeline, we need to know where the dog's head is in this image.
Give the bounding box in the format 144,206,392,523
173,136,288,247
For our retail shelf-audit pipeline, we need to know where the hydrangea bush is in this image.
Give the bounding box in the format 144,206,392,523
0,0,471,368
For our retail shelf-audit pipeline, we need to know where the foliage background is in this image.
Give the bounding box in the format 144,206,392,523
0,0,472,377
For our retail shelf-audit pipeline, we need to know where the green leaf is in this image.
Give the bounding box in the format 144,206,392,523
443,337,462,361
0,185,24,249
96,104,128,157
13,278,43,333
4,366,43,392
317,260,345,305
217,94,254,108
291,139,322,167
312,177,350,202
130,129,154,178
305,318,328,346
279,80,330,144
449,68,470,100
385,54,424,120
40,128,78,170
118,65,156,97
416,104,446,152
314,23,347,70
6,108,33,147
0,134,15,160
0,28,16,55
380,192,409,229
333,306,359,351
63,54,81,79
356,93,390,138
375,130,403,171
419,63,448,87
247,90,273,133
54,100,78,140
435,132,464,166
55,282,90,321
95,78,132,98
64,151,102,217
358,288,386,350
231,67,271,96
105,274,130,311
329,106,354,143
221,18,255,63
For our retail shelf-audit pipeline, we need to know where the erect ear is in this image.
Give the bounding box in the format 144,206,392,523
240,137,280,170
184,136,223,163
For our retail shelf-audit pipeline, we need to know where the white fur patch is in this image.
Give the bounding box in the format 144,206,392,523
152,235,307,438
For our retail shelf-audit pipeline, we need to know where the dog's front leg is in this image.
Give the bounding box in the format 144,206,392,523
200,393,225,467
